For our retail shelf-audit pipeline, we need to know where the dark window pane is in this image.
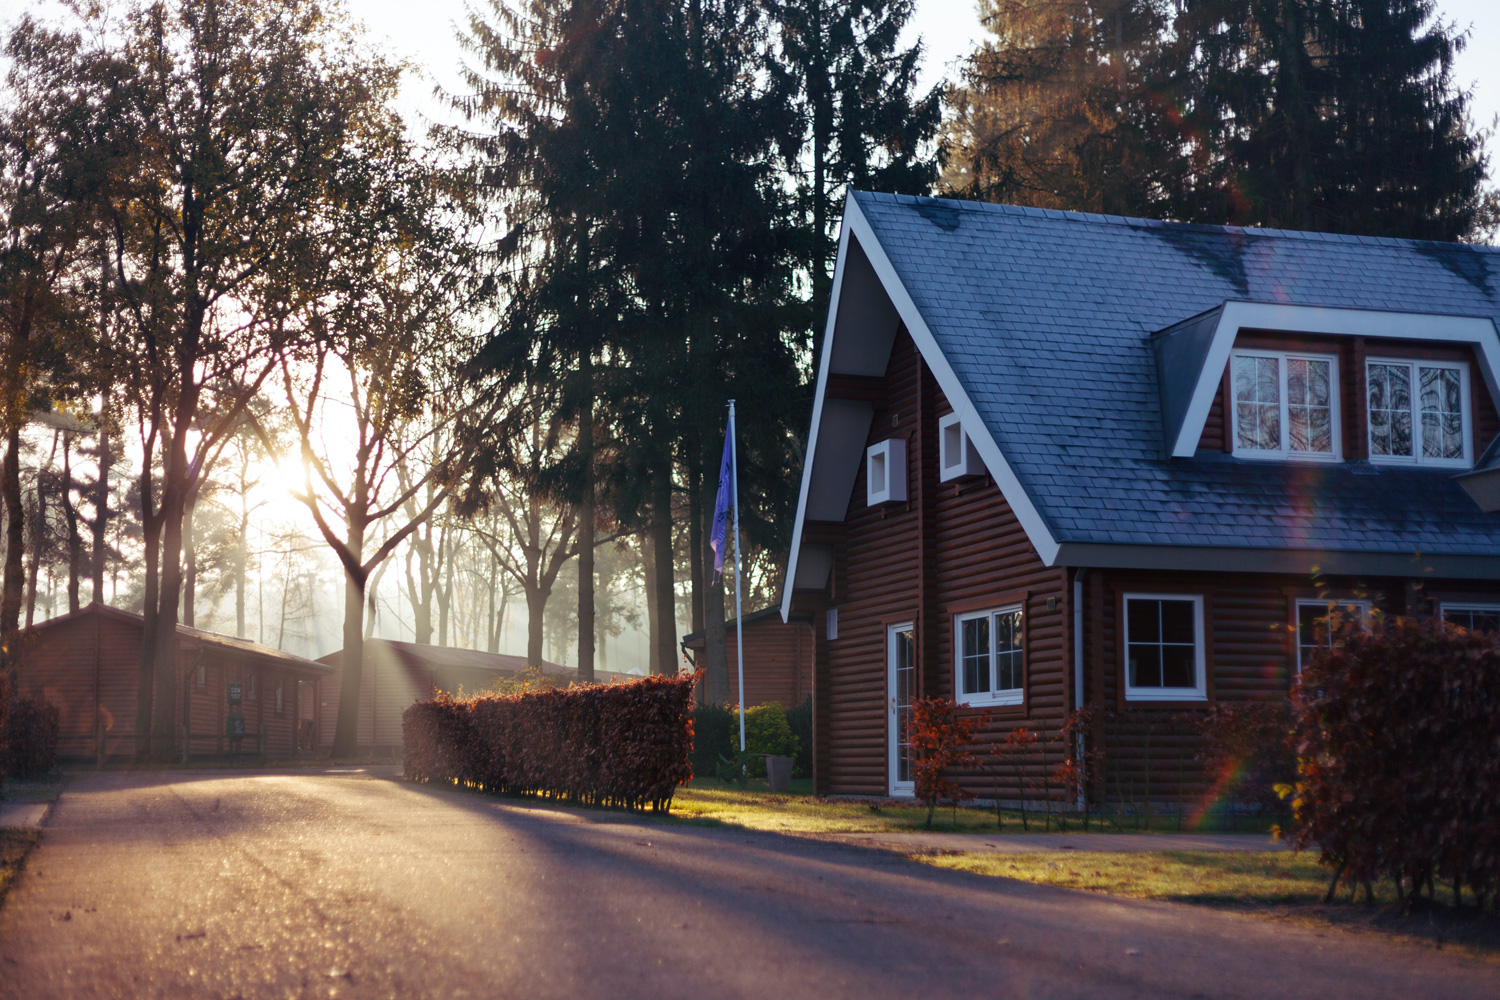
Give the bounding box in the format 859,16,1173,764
1159,600,1196,644
1129,645,1162,688
997,650,1022,692
1161,645,1196,688
962,617,988,695
1299,604,1325,648
1127,598,1160,643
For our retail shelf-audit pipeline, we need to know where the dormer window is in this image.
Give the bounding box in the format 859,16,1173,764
938,412,984,481
1366,359,1470,467
866,438,907,505
1231,350,1340,460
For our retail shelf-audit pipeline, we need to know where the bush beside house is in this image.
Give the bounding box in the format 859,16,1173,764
2,696,60,781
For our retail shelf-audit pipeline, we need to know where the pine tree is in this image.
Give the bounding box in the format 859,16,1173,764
1172,0,1493,239
944,0,1184,216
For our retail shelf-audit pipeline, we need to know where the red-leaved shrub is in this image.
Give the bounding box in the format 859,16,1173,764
3,696,60,780
908,697,982,829
403,673,695,812
1289,616,1500,906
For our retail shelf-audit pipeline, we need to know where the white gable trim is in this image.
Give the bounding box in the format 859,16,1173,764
1170,302,1500,458
781,196,1061,622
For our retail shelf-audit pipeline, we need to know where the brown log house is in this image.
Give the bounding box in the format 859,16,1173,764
779,191,1500,807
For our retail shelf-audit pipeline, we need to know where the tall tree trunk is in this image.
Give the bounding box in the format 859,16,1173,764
702,491,729,705
686,433,705,635
0,424,23,690
437,526,451,646
643,537,658,673
135,489,161,760
576,350,595,682
525,583,548,665
25,467,46,629
331,513,367,758
91,425,112,605
651,458,676,675
63,433,81,614
235,494,249,636
182,494,197,628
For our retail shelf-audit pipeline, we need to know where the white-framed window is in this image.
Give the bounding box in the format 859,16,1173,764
275,675,285,715
1441,603,1500,634
1295,599,1372,674
196,663,206,688
866,438,907,505
247,671,258,701
1366,359,1470,467
1123,594,1207,701
938,412,985,481
954,605,1024,706
1231,350,1340,459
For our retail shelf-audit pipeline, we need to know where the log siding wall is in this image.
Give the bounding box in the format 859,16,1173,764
803,327,1500,807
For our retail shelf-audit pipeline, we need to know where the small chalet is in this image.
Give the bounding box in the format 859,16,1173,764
681,608,813,709
14,603,333,761
315,641,637,752
782,190,1500,802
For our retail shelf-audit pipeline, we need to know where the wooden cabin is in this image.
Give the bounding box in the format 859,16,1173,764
13,603,333,761
681,608,813,708
315,640,637,752
781,191,1500,804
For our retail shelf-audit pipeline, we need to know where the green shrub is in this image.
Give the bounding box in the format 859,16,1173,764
744,701,799,777
691,702,737,779
785,698,813,777
3,697,59,780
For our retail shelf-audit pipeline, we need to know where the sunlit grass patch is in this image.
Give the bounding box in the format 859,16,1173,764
922,850,1346,904
668,778,1026,834
0,829,41,908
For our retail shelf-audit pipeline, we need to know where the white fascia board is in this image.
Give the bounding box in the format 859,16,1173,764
1171,301,1500,458
780,198,858,623
842,198,1061,566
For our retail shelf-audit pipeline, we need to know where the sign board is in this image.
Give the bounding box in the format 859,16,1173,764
227,682,242,706
226,712,246,739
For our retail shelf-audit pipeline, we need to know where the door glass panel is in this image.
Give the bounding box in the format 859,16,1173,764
892,626,915,785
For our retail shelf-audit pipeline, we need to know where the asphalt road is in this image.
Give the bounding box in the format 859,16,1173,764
0,769,1494,1000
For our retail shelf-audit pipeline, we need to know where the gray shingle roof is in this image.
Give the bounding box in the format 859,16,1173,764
854,190,1500,555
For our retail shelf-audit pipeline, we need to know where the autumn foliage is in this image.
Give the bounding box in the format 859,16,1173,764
1289,616,1500,907
403,673,695,812
907,697,982,829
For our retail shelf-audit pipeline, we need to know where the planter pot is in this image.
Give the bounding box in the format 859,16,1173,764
765,754,793,793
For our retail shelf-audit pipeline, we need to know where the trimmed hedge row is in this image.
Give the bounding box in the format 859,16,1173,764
403,673,694,812
1291,616,1500,906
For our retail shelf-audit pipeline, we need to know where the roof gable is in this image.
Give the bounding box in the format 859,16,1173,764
782,192,1500,615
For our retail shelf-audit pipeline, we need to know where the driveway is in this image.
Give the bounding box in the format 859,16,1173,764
0,768,1492,999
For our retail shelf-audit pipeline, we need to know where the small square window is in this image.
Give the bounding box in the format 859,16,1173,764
247,672,258,701
938,412,985,481
1295,599,1372,674
866,438,907,505
1230,351,1339,459
1367,359,1470,467
954,605,1024,706
1123,594,1207,701
1442,603,1500,634
275,676,285,715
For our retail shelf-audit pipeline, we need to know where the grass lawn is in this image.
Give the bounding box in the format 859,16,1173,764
668,778,1020,834
923,850,1331,903
921,849,1500,959
0,829,40,908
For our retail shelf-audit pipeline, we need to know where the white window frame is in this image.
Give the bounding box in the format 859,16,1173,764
938,412,985,482
1122,593,1208,702
953,605,1024,707
1440,602,1500,633
1365,358,1471,468
865,438,907,505
1294,599,1373,674
1229,349,1342,461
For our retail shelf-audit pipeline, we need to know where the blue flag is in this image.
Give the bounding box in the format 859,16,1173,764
710,421,733,584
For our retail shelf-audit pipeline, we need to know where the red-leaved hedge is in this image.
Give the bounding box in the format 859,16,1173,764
1290,616,1500,905
3,695,60,780
403,673,695,812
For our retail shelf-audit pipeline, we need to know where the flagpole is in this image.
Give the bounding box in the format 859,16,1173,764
730,399,746,754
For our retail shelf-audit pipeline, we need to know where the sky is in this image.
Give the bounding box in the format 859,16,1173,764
354,0,1500,141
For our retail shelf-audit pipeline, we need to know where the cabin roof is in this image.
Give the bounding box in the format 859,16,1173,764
783,192,1500,614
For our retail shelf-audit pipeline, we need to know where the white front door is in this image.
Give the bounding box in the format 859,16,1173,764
887,622,916,797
